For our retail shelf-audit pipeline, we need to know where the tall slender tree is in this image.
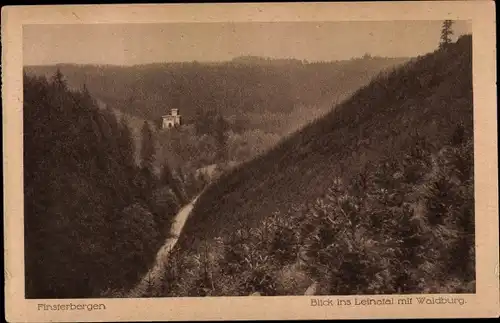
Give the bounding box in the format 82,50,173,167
118,117,136,168
51,68,66,88
439,20,454,49
138,120,157,204
140,121,156,171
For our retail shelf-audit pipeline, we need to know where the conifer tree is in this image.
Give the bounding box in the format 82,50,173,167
51,68,66,88
439,20,454,49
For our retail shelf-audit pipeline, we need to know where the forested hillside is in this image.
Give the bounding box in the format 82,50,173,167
23,72,184,298
24,57,409,192
156,35,474,296
24,56,409,135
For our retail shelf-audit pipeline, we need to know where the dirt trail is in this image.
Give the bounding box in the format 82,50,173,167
127,195,200,297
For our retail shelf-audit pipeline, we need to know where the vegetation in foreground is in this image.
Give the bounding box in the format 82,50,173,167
153,35,474,296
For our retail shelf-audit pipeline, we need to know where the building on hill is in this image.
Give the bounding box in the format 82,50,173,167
162,109,182,129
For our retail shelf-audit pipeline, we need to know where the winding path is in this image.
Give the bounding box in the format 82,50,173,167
127,195,200,297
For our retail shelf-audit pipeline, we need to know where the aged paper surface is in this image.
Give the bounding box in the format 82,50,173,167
3,1,499,321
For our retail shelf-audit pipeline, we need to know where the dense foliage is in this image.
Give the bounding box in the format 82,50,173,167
24,57,408,135
158,35,475,296
24,57,409,192
23,73,181,298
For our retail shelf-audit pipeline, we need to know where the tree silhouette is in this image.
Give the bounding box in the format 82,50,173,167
439,20,454,49
140,121,155,171
51,68,66,88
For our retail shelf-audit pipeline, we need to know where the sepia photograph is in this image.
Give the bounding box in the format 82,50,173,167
3,2,499,321
22,19,476,299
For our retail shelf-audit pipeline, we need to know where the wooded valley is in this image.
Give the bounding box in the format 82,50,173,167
23,34,474,298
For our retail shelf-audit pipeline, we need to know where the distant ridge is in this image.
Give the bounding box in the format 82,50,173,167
24,56,409,128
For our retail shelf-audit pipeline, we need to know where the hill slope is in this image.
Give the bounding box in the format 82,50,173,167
157,35,474,296
24,57,410,189
23,74,181,298
24,57,409,135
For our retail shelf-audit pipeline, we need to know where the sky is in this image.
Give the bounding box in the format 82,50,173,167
23,20,471,66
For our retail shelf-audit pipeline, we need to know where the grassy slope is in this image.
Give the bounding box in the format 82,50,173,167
177,35,473,262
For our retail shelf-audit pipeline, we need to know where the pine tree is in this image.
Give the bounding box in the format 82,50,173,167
24,74,166,298
439,20,454,49
138,120,157,206
118,117,136,168
140,121,155,171
82,83,90,96
51,68,66,88
214,114,229,162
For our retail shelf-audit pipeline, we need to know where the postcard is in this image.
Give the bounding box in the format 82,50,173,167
3,1,498,321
